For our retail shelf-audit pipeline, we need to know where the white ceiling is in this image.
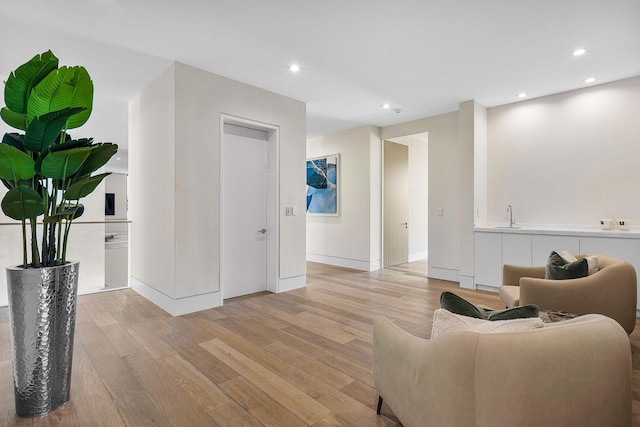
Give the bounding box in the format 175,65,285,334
2,0,639,173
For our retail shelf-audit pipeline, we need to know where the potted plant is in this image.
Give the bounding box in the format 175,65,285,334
0,51,118,417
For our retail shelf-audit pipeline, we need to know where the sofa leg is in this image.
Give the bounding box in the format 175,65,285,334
376,396,383,414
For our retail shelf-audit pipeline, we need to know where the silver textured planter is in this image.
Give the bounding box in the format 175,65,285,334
6,262,80,418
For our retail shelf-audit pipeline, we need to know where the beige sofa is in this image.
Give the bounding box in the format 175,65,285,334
373,314,632,427
500,254,637,333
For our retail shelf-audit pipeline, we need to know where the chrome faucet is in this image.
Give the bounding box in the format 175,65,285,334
507,204,514,227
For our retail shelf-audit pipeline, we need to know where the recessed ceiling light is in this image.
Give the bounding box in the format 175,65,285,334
585,77,596,83
288,64,300,72
116,157,121,160
517,92,527,99
573,48,587,56
381,103,390,109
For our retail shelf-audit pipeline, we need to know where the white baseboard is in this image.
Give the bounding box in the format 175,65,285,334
306,253,381,271
428,266,460,282
476,284,499,294
131,277,222,316
459,275,475,289
278,275,306,293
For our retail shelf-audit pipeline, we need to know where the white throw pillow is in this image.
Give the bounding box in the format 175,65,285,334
560,251,599,275
560,250,578,263
430,309,544,339
584,256,599,275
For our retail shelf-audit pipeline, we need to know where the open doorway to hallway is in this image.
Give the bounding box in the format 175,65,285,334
383,133,428,268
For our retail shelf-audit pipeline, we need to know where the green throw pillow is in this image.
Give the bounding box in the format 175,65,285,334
440,291,539,321
545,251,588,280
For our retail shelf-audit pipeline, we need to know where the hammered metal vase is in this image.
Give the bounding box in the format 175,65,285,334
6,262,80,418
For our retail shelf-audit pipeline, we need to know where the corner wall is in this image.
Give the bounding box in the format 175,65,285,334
381,111,460,281
129,62,307,315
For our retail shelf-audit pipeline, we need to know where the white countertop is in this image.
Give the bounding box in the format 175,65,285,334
474,223,640,239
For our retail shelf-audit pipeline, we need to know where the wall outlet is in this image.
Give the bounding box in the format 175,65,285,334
437,208,444,216
285,207,293,216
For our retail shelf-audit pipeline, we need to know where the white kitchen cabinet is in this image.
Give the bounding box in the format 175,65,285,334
474,226,640,312
502,234,531,267
531,235,580,265
474,232,502,289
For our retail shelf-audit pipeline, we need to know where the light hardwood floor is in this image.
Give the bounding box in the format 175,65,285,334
1,260,639,426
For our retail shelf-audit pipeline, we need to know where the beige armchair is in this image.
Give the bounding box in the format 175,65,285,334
373,315,632,427
500,254,637,333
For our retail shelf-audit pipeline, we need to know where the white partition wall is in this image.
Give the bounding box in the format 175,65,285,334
129,62,307,316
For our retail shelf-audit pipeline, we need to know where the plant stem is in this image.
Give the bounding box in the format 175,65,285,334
30,219,40,267
62,220,71,263
41,180,48,265
21,220,27,268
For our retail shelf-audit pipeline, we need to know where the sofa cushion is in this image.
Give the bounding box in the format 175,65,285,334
440,291,538,320
430,309,544,339
560,251,599,275
499,285,520,308
545,251,588,280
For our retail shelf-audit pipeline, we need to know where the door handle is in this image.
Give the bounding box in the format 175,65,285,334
258,229,267,234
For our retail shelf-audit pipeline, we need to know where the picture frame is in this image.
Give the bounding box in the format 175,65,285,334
306,154,339,216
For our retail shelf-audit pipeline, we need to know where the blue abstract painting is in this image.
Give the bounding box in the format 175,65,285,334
306,154,338,215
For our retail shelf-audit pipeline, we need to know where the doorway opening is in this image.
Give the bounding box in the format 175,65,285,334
382,133,428,268
220,115,279,301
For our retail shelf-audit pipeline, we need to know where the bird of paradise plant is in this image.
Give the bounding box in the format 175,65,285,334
0,50,118,267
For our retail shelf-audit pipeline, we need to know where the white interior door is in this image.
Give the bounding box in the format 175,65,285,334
384,140,409,267
222,124,268,299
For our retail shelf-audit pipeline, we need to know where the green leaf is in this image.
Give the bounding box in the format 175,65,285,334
1,185,44,220
49,137,93,152
75,143,118,178
23,107,85,153
0,144,36,181
64,173,109,200
27,66,93,129
50,202,84,220
40,147,91,179
4,51,59,115
1,107,27,130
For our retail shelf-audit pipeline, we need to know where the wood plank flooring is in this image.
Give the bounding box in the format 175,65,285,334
0,260,639,426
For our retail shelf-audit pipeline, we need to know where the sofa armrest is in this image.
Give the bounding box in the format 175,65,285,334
502,264,545,286
520,262,637,333
372,317,477,427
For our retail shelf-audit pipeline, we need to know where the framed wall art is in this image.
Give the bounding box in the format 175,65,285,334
306,154,339,215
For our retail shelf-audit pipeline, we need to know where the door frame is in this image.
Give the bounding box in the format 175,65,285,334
381,134,429,268
219,114,280,301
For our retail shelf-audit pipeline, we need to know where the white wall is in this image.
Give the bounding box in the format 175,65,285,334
459,101,487,288
129,64,176,298
306,125,381,271
130,62,306,315
369,129,382,264
487,76,640,227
